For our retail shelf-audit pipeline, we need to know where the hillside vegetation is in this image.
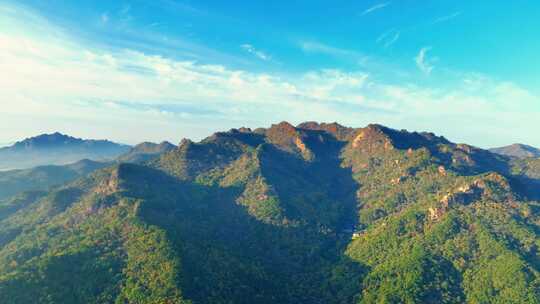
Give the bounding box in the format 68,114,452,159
1,122,539,303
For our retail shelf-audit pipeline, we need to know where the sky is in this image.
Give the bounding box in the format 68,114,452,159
1,1,539,148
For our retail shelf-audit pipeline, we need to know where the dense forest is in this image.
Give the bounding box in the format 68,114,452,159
1,122,539,303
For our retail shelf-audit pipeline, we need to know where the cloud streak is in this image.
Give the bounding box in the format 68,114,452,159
433,11,462,24
377,29,400,48
361,2,390,16
299,40,370,65
241,44,271,61
415,47,435,75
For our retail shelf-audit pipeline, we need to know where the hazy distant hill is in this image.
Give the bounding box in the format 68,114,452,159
0,132,130,170
118,141,176,164
0,139,173,200
0,159,111,200
1,122,539,303
490,143,540,159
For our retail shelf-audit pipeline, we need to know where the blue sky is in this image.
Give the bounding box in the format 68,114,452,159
1,0,539,148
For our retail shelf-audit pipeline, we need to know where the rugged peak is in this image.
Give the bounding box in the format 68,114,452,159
297,121,355,141
266,121,299,142
356,125,452,151
238,127,252,133
351,125,393,151
265,122,316,160
202,128,265,148
271,121,297,132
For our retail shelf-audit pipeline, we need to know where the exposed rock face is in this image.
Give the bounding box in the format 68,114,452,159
352,131,365,149
438,166,447,176
440,183,484,207
429,173,514,221
391,175,408,185
297,122,355,141
95,168,120,195
294,137,308,154
428,207,445,221
350,125,393,152
265,122,315,160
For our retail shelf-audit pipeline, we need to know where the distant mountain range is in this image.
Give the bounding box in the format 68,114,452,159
0,136,176,198
0,133,131,170
118,141,176,163
1,122,540,303
0,159,111,200
490,143,540,159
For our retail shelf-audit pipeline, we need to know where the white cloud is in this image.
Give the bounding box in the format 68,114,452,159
0,26,382,143
0,3,539,148
415,47,436,75
361,2,390,16
241,44,271,61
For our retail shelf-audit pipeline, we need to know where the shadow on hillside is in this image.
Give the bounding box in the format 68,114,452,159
509,175,540,201
118,143,368,304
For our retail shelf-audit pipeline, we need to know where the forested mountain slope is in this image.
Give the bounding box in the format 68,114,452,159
0,122,539,304
0,159,110,200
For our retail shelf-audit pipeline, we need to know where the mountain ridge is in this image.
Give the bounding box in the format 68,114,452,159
5,132,121,151
117,141,176,164
490,143,540,159
0,122,539,303
0,132,131,170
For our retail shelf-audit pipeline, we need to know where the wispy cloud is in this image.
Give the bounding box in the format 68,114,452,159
376,29,400,48
241,44,271,61
415,47,435,75
299,41,370,65
433,11,462,24
1,2,539,148
361,2,390,16
5,21,538,146
94,101,223,117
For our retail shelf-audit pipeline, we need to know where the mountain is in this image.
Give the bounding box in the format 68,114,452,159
0,159,111,200
0,141,174,200
0,122,539,303
118,141,176,164
490,143,540,159
0,133,131,170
